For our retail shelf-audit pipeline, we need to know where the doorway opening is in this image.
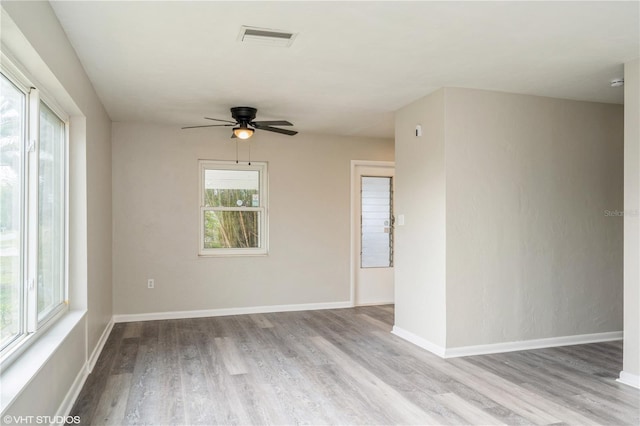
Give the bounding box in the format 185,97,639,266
351,161,395,306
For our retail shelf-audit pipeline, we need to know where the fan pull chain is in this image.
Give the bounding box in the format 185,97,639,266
248,142,251,165
235,140,239,164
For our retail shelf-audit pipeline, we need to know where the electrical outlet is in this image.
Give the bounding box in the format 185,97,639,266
147,279,154,289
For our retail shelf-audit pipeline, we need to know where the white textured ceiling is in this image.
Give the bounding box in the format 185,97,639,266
50,1,639,139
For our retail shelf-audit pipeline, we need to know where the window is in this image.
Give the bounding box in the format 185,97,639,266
361,176,393,268
0,65,67,359
199,160,268,256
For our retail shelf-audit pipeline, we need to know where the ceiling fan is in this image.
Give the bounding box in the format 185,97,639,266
182,106,297,139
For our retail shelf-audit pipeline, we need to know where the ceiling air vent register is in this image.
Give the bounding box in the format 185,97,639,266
238,26,297,47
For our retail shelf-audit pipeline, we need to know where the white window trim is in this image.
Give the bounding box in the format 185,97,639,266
198,160,269,257
0,56,69,366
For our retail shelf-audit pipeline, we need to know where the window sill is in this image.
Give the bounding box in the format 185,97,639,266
0,310,86,413
198,251,269,257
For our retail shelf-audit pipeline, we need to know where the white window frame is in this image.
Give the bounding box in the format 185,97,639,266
199,160,268,256
0,55,69,365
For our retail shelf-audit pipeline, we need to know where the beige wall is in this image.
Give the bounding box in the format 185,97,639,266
445,88,623,347
394,87,623,352
1,0,112,417
623,58,640,384
393,90,447,347
112,123,393,315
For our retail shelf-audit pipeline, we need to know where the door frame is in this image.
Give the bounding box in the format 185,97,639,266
350,160,396,306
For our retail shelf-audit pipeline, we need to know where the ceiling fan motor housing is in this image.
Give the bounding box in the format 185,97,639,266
181,106,297,136
231,106,257,126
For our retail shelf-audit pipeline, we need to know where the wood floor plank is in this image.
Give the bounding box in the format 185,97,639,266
357,312,393,331
224,376,286,425
432,359,563,424
139,320,159,345
383,330,610,425
194,333,253,424
523,349,640,408
249,313,274,328
68,323,126,423
311,335,441,425
110,337,139,375
569,392,640,425
301,315,472,424
235,323,341,424
467,350,636,424
123,322,185,425
214,336,249,375
390,354,516,414
122,322,142,339
91,373,132,425
378,304,395,313
449,358,606,425
69,306,639,425
434,392,507,426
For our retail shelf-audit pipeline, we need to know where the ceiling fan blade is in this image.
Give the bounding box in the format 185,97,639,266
181,124,233,129
204,117,237,124
256,126,298,136
252,120,293,126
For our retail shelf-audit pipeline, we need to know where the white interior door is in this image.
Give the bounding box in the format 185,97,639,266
352,163,395,306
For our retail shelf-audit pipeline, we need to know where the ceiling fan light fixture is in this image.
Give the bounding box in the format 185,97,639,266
183,106,296,137
233,126,254,139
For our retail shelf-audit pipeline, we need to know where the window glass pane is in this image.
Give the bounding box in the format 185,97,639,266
204,169,259,207
361,176,393,268
0,74,25,347
204,210,259,248
38,102,64,320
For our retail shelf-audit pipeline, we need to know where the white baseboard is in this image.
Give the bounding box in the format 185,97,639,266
87,318,114,373
355,301,394,307
617,371,640,389
391,326,446,357
444,331,623,358
113,301,352,323
391,326,622,359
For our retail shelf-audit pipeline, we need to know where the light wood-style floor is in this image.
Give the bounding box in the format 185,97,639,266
69,306,639,425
